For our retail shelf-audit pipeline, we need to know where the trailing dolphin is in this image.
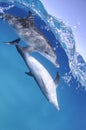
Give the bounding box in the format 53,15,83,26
16,45,60,110
0,11,59,67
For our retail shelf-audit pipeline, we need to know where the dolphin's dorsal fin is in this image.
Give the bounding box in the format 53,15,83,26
3,38,20,45
25,71,33,77
28,11,34,26
54,72,60,88
28,11,33,18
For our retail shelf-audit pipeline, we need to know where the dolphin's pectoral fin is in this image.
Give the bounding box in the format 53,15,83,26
25,71,33,77
3,38,20,45
54,72,60,88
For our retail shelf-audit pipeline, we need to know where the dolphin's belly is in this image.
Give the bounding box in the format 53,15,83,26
34,69,57,101
16,44,59,109
26,55,57,101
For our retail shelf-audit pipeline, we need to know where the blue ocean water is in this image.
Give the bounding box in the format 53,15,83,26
0,1,86,130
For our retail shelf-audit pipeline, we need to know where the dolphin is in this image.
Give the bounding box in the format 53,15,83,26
0,11,59,67
16,45,60,110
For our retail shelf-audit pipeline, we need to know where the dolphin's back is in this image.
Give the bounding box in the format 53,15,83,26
0,12,59,67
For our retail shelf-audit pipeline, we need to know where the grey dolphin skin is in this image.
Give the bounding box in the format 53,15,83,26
0,11,59,67
16,45,60,110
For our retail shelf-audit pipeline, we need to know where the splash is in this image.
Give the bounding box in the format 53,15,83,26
0,2,14,13
0,0,86,89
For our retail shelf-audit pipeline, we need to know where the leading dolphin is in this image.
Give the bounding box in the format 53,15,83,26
16,45,60,110
0,11,59,67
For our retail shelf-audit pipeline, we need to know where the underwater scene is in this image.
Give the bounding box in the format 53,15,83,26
0,0,86,130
